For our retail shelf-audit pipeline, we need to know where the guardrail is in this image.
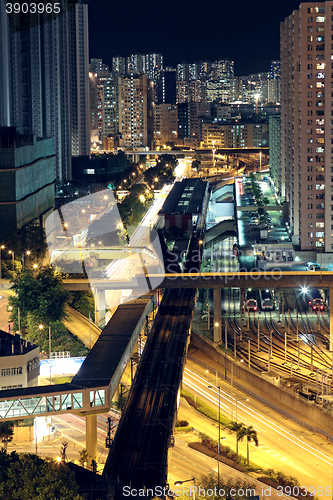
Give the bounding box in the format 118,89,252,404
187,354,333,443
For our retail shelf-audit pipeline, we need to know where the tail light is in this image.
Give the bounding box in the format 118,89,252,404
254,307,257,311
313,306,317,310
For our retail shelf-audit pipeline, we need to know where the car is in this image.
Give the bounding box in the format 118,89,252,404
267,217,272,221
305,260,318,268
249,221,258,226
308,265,320,271
273,240,279,244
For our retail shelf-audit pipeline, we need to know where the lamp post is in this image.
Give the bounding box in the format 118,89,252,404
8,250,14,271
319,238,324,278
174,478,196,500
0,245,4,284
235,397,249,423
22,250,31,271
39,324,52,359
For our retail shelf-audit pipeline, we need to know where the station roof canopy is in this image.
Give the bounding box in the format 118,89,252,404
159,178,208,216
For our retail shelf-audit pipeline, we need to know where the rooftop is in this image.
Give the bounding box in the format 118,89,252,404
159,178,208,216
0,330,38,358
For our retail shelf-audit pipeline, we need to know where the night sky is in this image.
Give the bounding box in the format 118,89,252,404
88,0,303,76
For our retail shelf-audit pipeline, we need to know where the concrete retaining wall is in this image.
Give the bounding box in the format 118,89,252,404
191,330,333,433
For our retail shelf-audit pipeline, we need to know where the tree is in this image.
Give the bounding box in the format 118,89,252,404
228,421,245,458
191,159,201,171
0,450,82,499
78,449,90,469
237,425,259,466
59,441,68,462
0,422,14,450
197,475,256,500
9,266,70,326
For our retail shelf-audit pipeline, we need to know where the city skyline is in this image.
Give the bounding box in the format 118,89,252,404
88,0,302,75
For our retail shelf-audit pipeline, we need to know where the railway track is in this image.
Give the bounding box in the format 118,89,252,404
225,289,333,386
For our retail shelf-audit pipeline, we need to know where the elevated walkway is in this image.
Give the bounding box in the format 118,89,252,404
0,294,156,422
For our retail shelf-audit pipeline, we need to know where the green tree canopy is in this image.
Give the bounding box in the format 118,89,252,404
9,266,70,324
0,450,82,499
237,425,259,466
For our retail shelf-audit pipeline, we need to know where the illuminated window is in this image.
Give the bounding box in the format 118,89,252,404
316,16,325,22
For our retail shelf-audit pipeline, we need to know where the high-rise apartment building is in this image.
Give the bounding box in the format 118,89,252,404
112,56,126,76
102,76,121,141
68,1,90,157
119,74,148,148
268,61,281,103
281,1,333,252
154,104,178,146
269,114,282,195
90,58,109,76
0,1,90,181
156,69,177,105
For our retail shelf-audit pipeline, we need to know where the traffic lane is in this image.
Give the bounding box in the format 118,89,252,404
168,441,295,500
183,359,333,489
185,359,333,464
0,291,13,331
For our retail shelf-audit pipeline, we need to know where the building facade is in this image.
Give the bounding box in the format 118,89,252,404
68,1,90,157
281,1,333,251
119,74,148,148
154,104,178,146
0,331,40,390
269,114,282,196
0,1,90,181
0,127,55,230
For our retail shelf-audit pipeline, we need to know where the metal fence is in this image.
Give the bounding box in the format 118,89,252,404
187,354,333,443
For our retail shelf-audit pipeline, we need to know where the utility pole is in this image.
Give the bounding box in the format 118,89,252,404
283,332,287,365
234,331,236,358
248,339,251,369
257,317,260,352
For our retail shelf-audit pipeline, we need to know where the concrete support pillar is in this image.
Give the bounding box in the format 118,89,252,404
85,414,97,464
213,288,222,343
94,288,105,327
330,287,333,352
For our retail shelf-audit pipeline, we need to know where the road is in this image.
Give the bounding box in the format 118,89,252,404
64,306,100,348
0,289,14,332
181,357,333,492
168,441,295,500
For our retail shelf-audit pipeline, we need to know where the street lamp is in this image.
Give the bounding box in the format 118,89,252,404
174,478,196,500
0,245,4,284
8,250,14,271
39,324,52,360
22,250,31,271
